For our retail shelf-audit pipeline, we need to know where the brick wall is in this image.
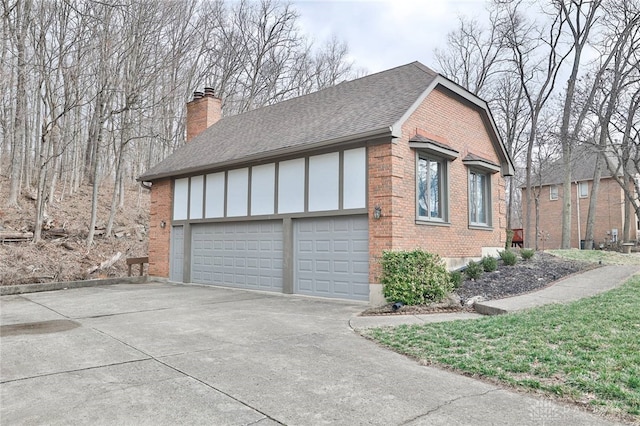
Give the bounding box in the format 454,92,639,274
148,179,172,277
368,87,507,283
523,177,634,249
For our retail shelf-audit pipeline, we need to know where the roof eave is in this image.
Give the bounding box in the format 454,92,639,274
138,126,394,182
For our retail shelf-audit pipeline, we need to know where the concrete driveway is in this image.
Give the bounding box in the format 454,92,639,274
1,282,619,425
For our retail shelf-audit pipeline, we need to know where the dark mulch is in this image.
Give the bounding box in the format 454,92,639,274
362,252,597,316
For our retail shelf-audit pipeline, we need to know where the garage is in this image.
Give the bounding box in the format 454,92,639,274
294,216,369,300
191,221,283,291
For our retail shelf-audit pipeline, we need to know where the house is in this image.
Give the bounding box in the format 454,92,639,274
139,62,514,304
521,148,637,250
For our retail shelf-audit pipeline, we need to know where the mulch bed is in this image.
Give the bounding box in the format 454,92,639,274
361,252,597,316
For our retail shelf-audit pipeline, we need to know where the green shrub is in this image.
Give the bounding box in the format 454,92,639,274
465,260,484,280
380,250,454,305
521,248,535,260
480,256,498,272
450,271,463,289
499,249,518,266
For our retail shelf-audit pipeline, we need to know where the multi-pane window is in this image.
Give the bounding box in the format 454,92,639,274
469,170,490,226
550,185,558,200
417,156,446,221
578,181,588,198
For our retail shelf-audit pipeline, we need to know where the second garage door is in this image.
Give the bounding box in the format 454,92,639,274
191,221,283,291
294,216,369,300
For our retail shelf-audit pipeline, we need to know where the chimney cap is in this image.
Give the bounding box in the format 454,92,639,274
204,87,215,97
193,91,204,100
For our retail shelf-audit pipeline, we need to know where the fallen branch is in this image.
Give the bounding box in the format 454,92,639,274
87,252,122,275
0,231,34,242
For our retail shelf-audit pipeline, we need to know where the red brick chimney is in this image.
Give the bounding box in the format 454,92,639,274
186,87,222,142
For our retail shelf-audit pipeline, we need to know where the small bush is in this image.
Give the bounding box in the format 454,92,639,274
380,250,454,305
465,260,484,280
499,249,518,266
480,256,498,272
521,248,535,260
450,271,463,289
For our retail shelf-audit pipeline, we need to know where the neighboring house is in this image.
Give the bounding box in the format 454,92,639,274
139,62,514,304
522,148,637,250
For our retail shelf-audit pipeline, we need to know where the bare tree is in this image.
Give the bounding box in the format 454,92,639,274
435,9,507,96
503,0,571,249
555,0,603,249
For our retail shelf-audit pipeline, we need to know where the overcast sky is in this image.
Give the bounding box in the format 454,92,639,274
292,0,490,74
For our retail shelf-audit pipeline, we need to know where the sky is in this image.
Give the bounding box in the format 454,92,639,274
292,0,490,74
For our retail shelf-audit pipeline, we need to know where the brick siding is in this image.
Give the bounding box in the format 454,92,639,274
148,179,172,277
368,87,507,283
523,177,635,249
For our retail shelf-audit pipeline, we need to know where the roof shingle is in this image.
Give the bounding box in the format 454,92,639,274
140,62,438,181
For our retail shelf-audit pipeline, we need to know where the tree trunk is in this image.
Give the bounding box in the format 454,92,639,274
8,0,31,206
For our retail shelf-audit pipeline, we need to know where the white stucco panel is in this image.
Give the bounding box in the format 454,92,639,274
189,175,204,219
227,168,249,217
173,178,189,220
308,152,339,212
205,172,225,218
343,147,366,209
251,163,275,215
278,158,305,214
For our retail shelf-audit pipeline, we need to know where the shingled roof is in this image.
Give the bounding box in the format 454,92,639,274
140,61,512,181
534,146,622,187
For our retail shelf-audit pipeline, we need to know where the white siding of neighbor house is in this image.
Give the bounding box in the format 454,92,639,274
251,163,275,215
343,148,366,209
227,168,249,217
173,148,367,220
173,178,189,220
189,175,204,219
308,152,339,212
278,158,305,214
205,172,225,218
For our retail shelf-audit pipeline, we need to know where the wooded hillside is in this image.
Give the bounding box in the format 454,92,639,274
1,0,356,246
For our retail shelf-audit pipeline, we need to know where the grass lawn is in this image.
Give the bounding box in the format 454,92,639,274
549,249,640,265
365,276,640,421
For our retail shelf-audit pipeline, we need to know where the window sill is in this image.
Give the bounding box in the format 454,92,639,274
416,219,451,227
469,224,493,231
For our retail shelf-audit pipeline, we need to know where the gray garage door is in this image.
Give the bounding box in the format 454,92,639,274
294,216,369,300
191,221,283,291
170,226,184,282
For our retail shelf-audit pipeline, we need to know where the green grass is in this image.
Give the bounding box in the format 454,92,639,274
365,276,640,420
549,249,640,266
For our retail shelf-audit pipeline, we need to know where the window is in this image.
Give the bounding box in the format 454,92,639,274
417,155,447,221
469,170,490,226
578,181,588,198
550,185,558,201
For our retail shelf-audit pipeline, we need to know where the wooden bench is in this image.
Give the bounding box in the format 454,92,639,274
126,256,149,276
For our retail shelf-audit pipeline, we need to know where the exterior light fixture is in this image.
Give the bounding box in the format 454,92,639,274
160,220,166,229
373,205,382,220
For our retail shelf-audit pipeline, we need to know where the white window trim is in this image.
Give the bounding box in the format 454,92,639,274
550,185,559,201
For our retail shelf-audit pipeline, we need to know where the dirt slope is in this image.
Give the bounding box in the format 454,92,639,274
0,177,150,285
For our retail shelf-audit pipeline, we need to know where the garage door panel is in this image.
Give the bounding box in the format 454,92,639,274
191,221,283,292
294,216,369,301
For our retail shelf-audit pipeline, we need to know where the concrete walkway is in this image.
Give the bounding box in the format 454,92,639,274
350,264,639,330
